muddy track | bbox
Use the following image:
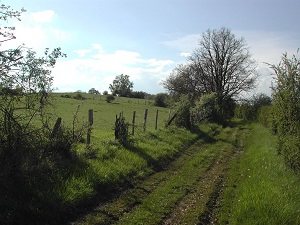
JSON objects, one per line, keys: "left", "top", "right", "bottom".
{"left": 71, "top": 127, "right": 241, "bottom": 225}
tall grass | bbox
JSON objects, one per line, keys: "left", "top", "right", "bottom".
{"left": 218, "top": 123, "right": 300, "bottom": 225}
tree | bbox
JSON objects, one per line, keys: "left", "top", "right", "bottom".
{"left": 270, "top": 51, "right": 300, "bottom": 171}
{"left": 163, "top": 27, "right": 258, "bottom": 118}
{"left": 109, "top": 74, "right": 133, "bottom": 97}
{"left": 154, "top": 93, "right": 169, "bottom": 107}
{"left": 88, "top": 88, "right": 99, "bottom": 94}
{"left": 0, "top": 4, "right": 66, "bottom": 175}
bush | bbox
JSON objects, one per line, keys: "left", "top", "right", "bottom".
{"left": 74, "top": 92, "right": 85, "bottom": 100}
{"left": 106, "top": 94, "right": 115, "bottom": 103}
{"left": 154, "top": 93, "right": 168, "bottom": 107}
{"left": 257, "top": 105, "right": 273, "bottom": 128}
{"left": 174, "top": 95, "right": 192, "bottom": 129}
{"left": 270, "top": 51, "right": 300, "bottom": 172}
{"left": 114, "top": 112, "right": 131, "bottom": 146}
{"left": 279, "top": 135, "right": 300, "bottom": 171}
{"left": 191, "top": 92, "right": 217, "bottom": 123}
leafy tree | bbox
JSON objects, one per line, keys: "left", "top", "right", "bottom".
{"left": 103, "top": 90, "right": 108, "bottom": 95}
{"left": 163, "top": 27, "right": 258, "bottom": 119}
{"left": 109, "top": 74, "right": 133, "bottom": 97}
{"left": 154, "top": 93, "right": 169, "bottom": 107}
{"left": 270, "top": 51, "right": 300, "bottom": 171}
{"left": 88, "top": 88, "right": 99, "bottom": 94}
{"left": 0, "top": 4, "right": 66, "bottom": 175}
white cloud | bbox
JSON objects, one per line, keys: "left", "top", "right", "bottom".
{"left": 30, "top": 10, "right": 55, "bottom": 23}
{"left": 73, "top": 49, "right": 91, "bottom": 57}
{"left": 52, "top": 45, "right": 175, "bottom": 93}
{"left": 162, "top": 34, "right": 200, "bottom": 52}
{"left": 180, "top": 52, "right": 191, "bottom": 57}
{"left": 2, "top": 10, "right": 71, "bottom": 52}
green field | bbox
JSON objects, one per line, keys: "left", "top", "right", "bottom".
{"left": 49, "top": 93, "right": 170, "bottom": 135}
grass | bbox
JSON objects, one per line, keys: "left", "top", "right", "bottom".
{"left": 218, "top": 123, "right": 300, "bottom": 225}
{"left": 0, "top": 93, "right": 193, "bottom": 224}
{"left": 49, "top": 93, "right": 170, "bottom": 133}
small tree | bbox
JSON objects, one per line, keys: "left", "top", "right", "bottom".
{"left": 114, "top": 112, "right": 131, "bottom": 146}
{"left": 0, "top": 3, "right": 67, "bottom": 175}
{"left": 88, "top": 88, "right": 99, "bottom": 94}
{"left": 109, "top": 74, "right": 133, "bottom": 97}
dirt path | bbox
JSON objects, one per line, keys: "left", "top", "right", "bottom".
{"left": 72, "top": 126, "right": 242, "bottom": 225}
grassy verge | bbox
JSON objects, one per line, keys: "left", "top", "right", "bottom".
{"left": 0, "top": 123, "right": 197, "bottom": 224}
{"left": 218, "top": 123, "right": 300, "bottom": 225}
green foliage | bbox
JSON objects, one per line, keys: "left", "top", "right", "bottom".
{"left": 235, "top": 93, "right": 272, "bottom": 122}
{"left": 114, "top": 112, "right": 131, "bottom": 146}
{"left": 174, "top": 95, "right": 192, "bottom": 129}
{"left": 154, "top": 93, "right": 168, "bottom": 107}
{"left": 109, "top": 74, "right": 133, "bottom": 97}
{"left": 257, "top": 105, "right": 274, "bottom": 128}
{"left": 74, "top": 91, "right": 86, "bottom": 100}
{"left": 130, "top": 91, "right": 148, "bottom": 99}
{"left": 88, "top": 88, "right": 99, "bottom": 94}
{"left": 106, "top": 94, "right": 115, "bottom": 103}
{"left": 270, "top": 51, "right": 300, "bottom": 171}
{"left": 191, "top": 92, "right": 217, "bottom": 123}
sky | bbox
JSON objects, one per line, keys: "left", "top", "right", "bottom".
{"left": 2, "top": 0, "right": 300, "bottom": 96}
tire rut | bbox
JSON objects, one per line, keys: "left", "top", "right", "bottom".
{"left": 71, "top": 139, "right": 207, "bottom": 225}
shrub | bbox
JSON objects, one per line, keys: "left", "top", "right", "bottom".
{"left": 270, "top": 51, "right": 300, "bottom": 171}
{"left": 174, "top": 95, "right": 192, "bottom": 129}
{"left": 154, "top": 93, "right": 168, "bottom": 107}
{"left": 191, "top": 92, "right": 217, "bottom": 123}
{"left": 114, "top": 112, "right": 131, "bottom": 146}
{"left": 257, "top": 105, "right": 273, "bottom": 128}
{"left": 106, "top": 94, "right": 115, "bottom": 103}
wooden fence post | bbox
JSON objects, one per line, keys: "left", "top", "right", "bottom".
{"left": 87, "top": 109, "right": 93, "bottom": 145}
{"left": 132, "top": 110, "right": 136, "bottom": 135}
{"left": 167, "top": 113, "right": 177, "bottom": 126}
{"left": 155, "top": 109, "right": 159, "bottom": 130}
{"left": 143, "top": 108, "right": 148, "bottom": 132}
{"left": 50, "top": 117, "right": 62, "bottom": 139}
{"left": 168, "top": 109, "right": 171, "bottom": 124}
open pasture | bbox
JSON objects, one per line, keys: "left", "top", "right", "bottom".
{"left": 49, "top": 93, "right": 171, "bottom": 138}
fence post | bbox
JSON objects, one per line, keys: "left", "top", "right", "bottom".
{"left": 50, "top": 117, "right": 62, "bottom": 139}
{"left": 132, "top": 110, "right": 136, "bottom": 135}
{"left": 143, "top": 108, "right": 148, "bottom": 132}
{"left": 87, "top": 109, "right": 93, "bottom": 145}
{"left": 167, "top": 113, "right": 177, "bottom": 126}
{"left": 155, "top": 109, "right": 159, "bottom": 130}
{"left": 168, "top": 109, "right": 171, "bottom": 124}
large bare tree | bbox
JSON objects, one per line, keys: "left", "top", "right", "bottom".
{"left": 163, "top": 27, "right": 258, "bottom": 114}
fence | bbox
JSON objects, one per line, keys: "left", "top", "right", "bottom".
{"left": 51, "top": 108, "right": 175, "bottom": 146}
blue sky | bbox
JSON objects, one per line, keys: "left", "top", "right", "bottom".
{"left": 3, "top": 0, "right": 300, "bottom": 95}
